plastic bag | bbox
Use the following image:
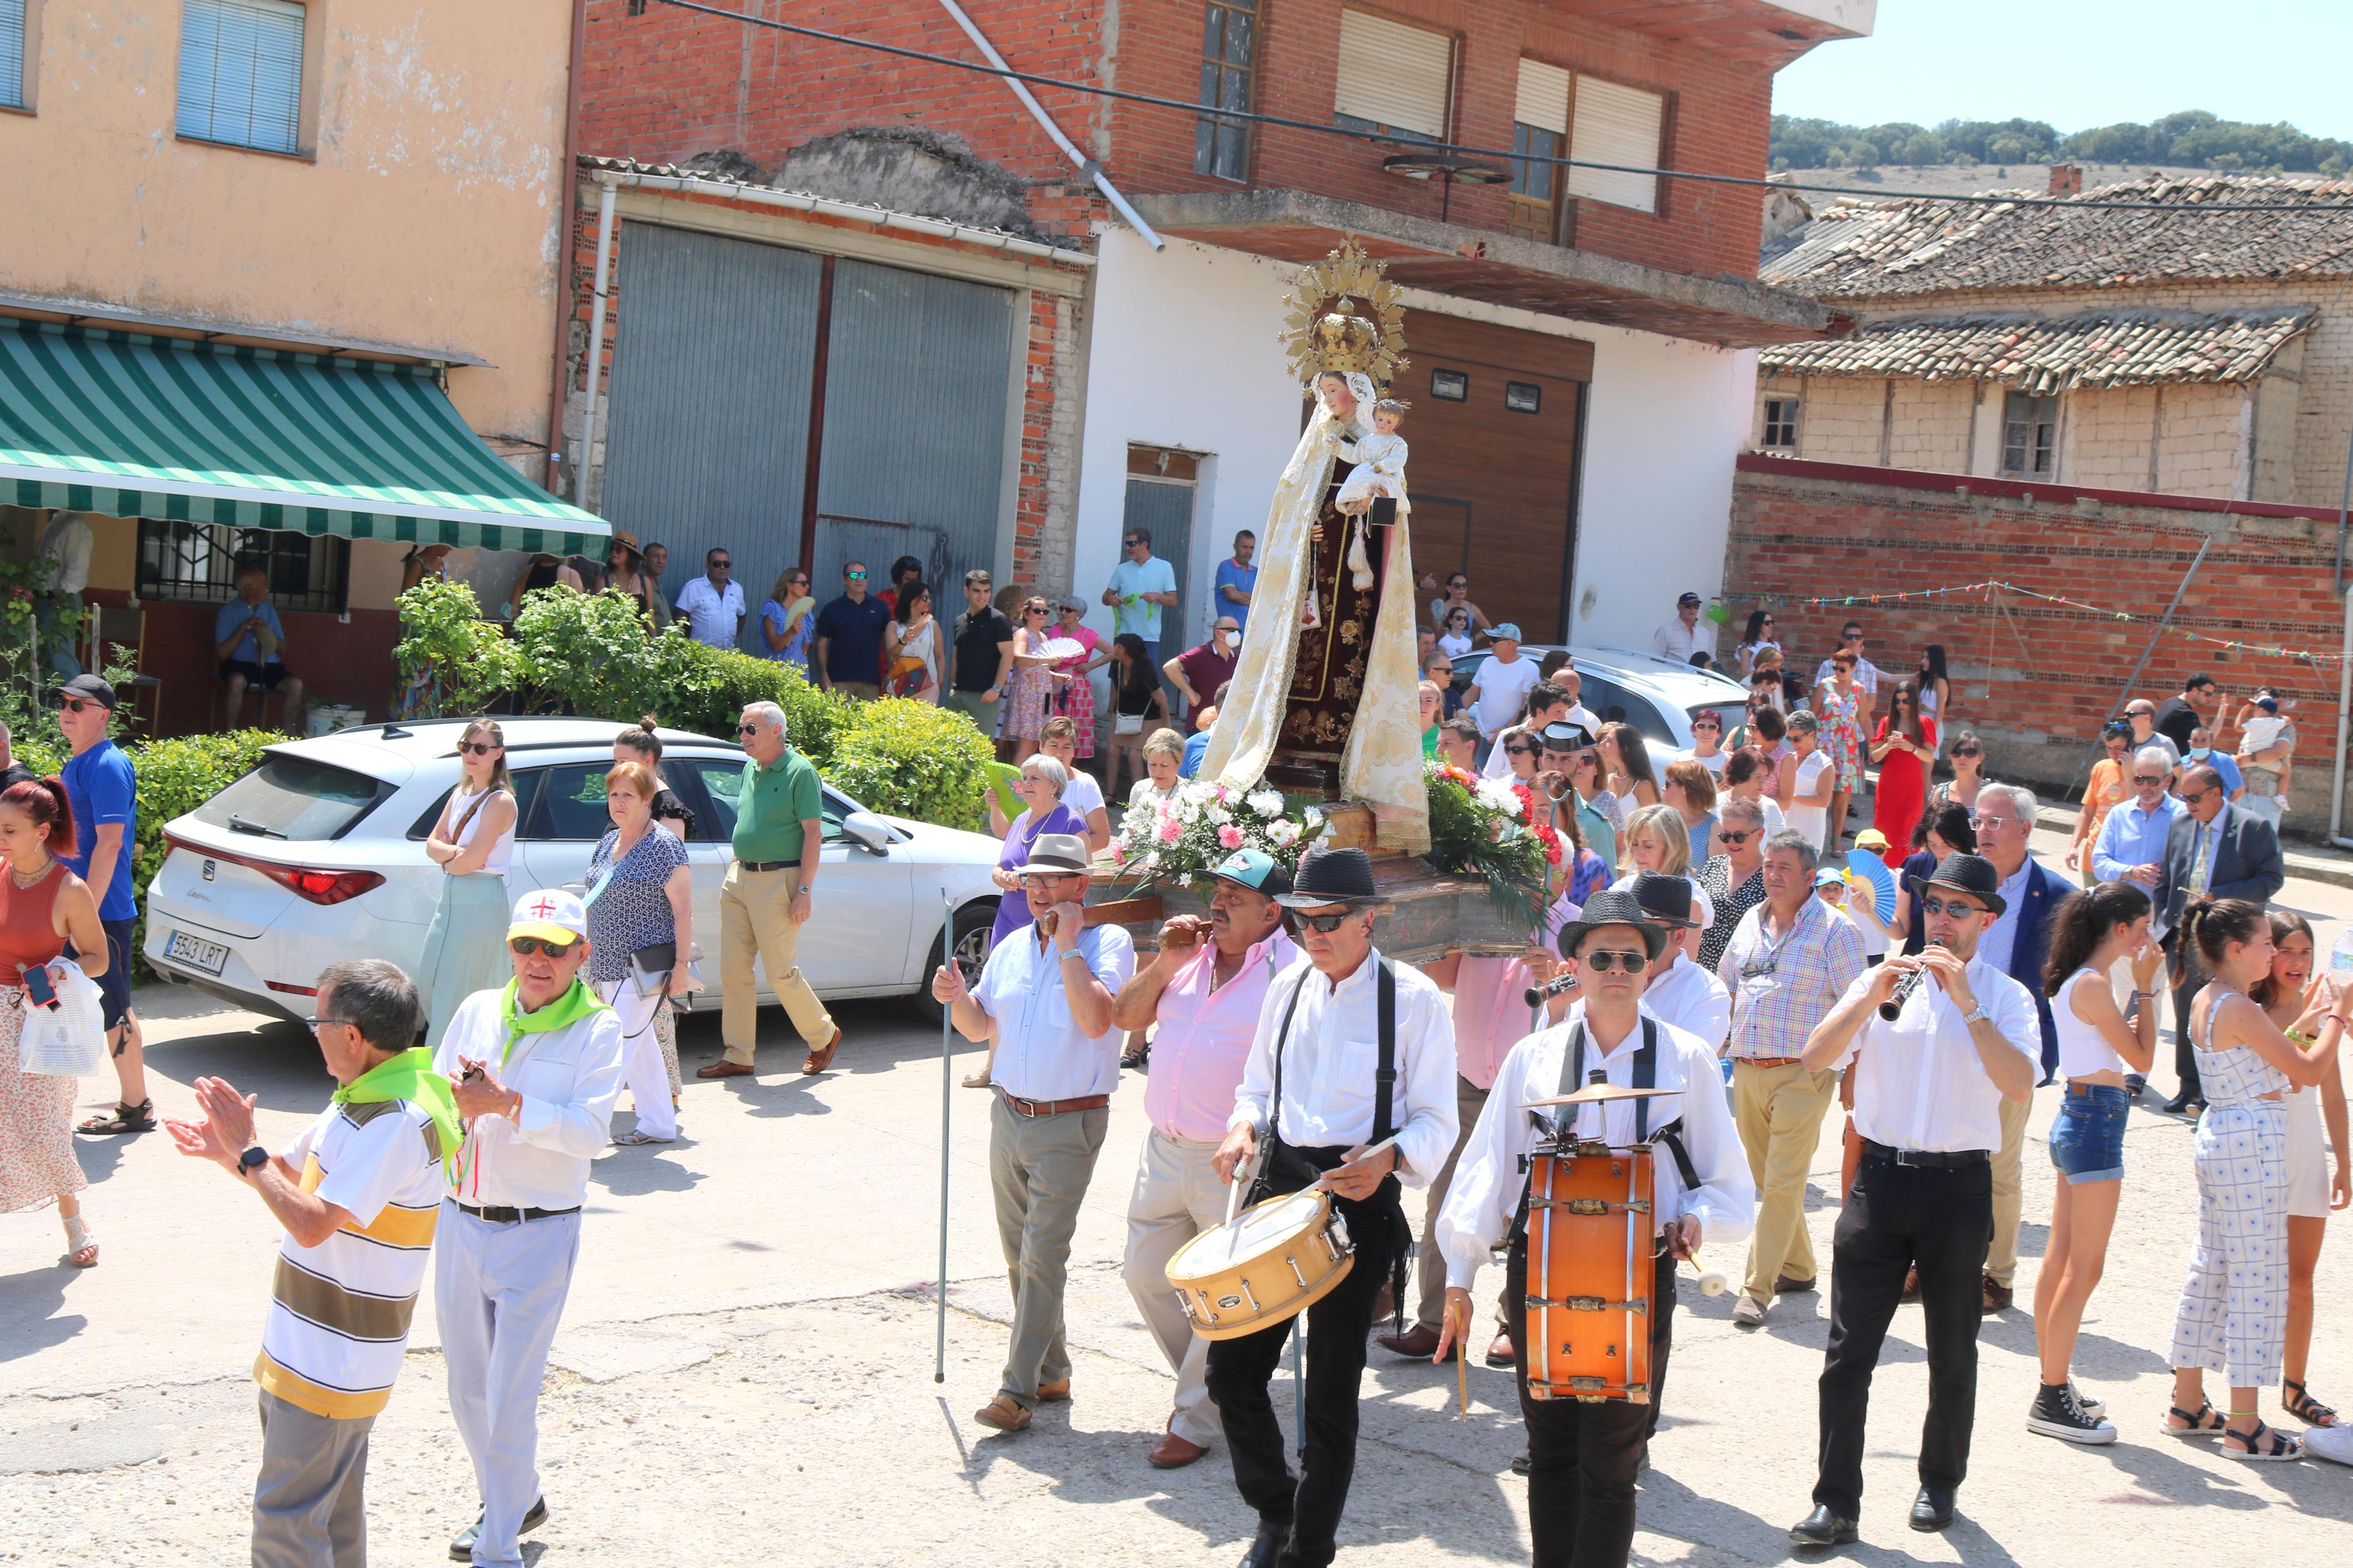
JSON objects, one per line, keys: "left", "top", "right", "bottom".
{"left": 17, "top": 958, "right": 108, "bottom": 1079}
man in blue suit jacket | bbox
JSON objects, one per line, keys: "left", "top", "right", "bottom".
{"left": 2152, "top": 765, "right": 2287, "bottom": 1110}
{"left": 1971, "top": 784, "right": 2077, "bottom": 1309}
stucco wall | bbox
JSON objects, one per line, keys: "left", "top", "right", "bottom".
{"left": 0, "top": 0, "right": 572, "bottom": 449}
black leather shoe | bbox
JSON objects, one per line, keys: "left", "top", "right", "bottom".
{"left": 2160, "top": 1091, "right": 2203, "bottom": 1115}
{"left": 449, "top": 1497, "right": 548, "bottom": 1560}
{"left": 1237, "top": 1522, "right": 1287, "bottom": 1568}
{"left": 1909, "top": 1485, "right": 1955, "bottom": 1532}
{"left": 1788, "top": 1505, "right": 1859, "bottom": 1547}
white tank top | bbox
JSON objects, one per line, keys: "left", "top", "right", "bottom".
{"left": 2054, "top": 966, "right": 2125, "bottom": 1079}
{"left": 448, "top": 783, "right": 514, "bottom": 877}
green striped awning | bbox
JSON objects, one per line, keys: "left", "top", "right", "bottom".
{"left": 0, "top": 317, "right": 608, "bottom": 554}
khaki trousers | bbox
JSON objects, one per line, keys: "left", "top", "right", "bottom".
{"left": 1415, "top": 1075, "right": 1511, "bottom": 1335}
{"left": 718, "top": 862, "right": 836, "bottom": 1066}
{"left": 991, "top": 1096, "right": 1109, "bottom": 1409}
{"left": 1734, "top": 1061, "right": 1840, "bottom": 1299}
{"left": 1122, "top": 1128, "right": 1231, "bottom": 1446}
{"left": 1985, "top": 1090, "right": 2035, "bottom": 1287}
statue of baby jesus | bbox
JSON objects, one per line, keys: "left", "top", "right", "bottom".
{"left": 1336, "top": 398, "right": 1410, "bottom": 518}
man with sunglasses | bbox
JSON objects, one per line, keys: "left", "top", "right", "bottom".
{"left": 1435, "top": 887, "right": 1751, "bottom": 1567}
{"left": 2152, "top": 763, "right": 2285, "bottom": 1114}
{"left": 813, "top": 561, "right": 892, "bottom": 701}
{"left": 1209, "top": 847, "right": 1457, "bottom": 1568}
{"left": 60, "top": 674, "right": 150, "bottom": 1136}
{"left": 932, "top": 834, "right": 1135, "bottom": 1434}
{"left": 1102, "top": 527, "right": 1179, "bottom": 675}
{"left": 430, "top": 890, "right": 624, "bottom": 1566}
{"left": 2091, "top": 748, "right": 2184, "bottom": 889}
{"left": 1787, "top": 854, "right": 2038, "bottom": 1545}
{"left": 673, "top": 547, "right": 745, "bottom": 650}
{"left": 945, "top": 569, "right": 1016, "bottom": 738}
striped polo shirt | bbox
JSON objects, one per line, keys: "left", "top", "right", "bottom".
{"left": 252, "top": 1097, "right": 445, "bottom": 1421}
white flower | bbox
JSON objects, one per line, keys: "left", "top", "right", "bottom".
{"left": 1181, "top": 781, "right": 1216, "bottom": 806}
{"left": 1177, "top": 873, "right": 1193, "bottom": 887}
{"left": 1206, "top": 805, "right": 1231, "bottom": 826}
{"left": 1248, "top": 789, "right": 1284, "bottom": 819}
{"left": 1474, "top": 778, "right": 1524, "bottom": 818}
{"left": 1268, "top": 819, "right": 1300, "bottom": 847}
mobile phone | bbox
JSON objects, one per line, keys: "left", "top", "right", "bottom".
{"left": 22, "top": 964, "right": 57, "bottom": 1011}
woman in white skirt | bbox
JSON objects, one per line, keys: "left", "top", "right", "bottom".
{"left": 420, "top": 719, "right": 516, "bottom": 1050}
{"left": 587, "top": 763, "right": 698, "bottom": 1144}
{"left": 2251, "top": 910, "right": 2352, "bottom": 1438}
{"left": 2163, "top": 897, "right": 2347, "bottom": 1460}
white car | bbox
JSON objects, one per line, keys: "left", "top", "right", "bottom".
{"left": 142, "top": 717, "right": 1005, "bottom": 1023}
{"left": 1446, "top": 645, "right": 1749, "bottom": 771}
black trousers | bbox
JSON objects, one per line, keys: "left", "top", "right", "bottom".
{"left": 1205, "top": 1180, "right": 1406, "bottom": 1568}
{"left": 2169, "top": 933, "right": 2206, "bottom": 1098}
{"left": 1813, "top": 1149, "right": 1993, "bottom": 1519}
{"left": 1508, "top": 1244, "right": 1678, "bottom": 1568}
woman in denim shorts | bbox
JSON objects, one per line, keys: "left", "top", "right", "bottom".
{"left": 2029, "top": 881, "right": 2164, "bottom": 1443}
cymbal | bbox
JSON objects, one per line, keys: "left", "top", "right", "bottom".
{"left": 1523, "top": 1082, "right": 1676, "bottom": 1109}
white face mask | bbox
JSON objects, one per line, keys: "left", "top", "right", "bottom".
{"left": 1220, "top": 630, "right": 1239, "bottom": 649}
{"left": 2188, "top": 746, "right": 2211, "bottom": 761}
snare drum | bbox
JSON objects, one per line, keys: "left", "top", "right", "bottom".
{"left": 1524, "top": 1144, "right": 1654, "bottom": 1403}
{"left": 1166, "top": 1187, "right": 1355, "bottom": 1341}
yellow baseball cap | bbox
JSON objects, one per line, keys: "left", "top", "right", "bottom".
{"left": 1852, "top": 829, "right": 1890, "bottom": 851}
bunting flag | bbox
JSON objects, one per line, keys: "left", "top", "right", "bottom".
{"left": 1717, "top": 580, "right": 2341, "bottom": 666}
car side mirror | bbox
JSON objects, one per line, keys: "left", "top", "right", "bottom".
{"left": 840, "top": 810, "right": 894, "bottom": 855}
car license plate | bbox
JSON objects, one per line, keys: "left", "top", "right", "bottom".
{"left": 164, "top": 930, "right": 230, "bottom": 976}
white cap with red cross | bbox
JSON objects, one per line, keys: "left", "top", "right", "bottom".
{"left": 507, "top": 888, "right": 589, "bottom": 945}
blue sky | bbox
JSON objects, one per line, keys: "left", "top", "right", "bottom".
{"left": 1772, "top": 1, "right": 2353, "bottom": 141}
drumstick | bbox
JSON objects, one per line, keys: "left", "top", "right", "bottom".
{"left": 1456, "top": 1318, "right": 1468, "bottom": 1420}
{"left": 1314, "top": 1135, "right": 1399, "bottom": 1191}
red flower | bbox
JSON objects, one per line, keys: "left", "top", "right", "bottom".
{"left": 1531, "top": 822, "right": 1564, "bottom": 866}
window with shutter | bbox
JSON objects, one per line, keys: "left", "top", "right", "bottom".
{"left": 1565, "top": 76, "right": 1665, "bottom": 215}
{"left": 177, "top": 0, "right": 306, "bottom": 155}
{"left": 1332, "top": 9, "right": 1451, "bottom": 143}
{"left": 0, "top": 0, "right": 26, "bottom": 111}
{"left": 1508, "top": 58, "right": 1570, "bottom": 239}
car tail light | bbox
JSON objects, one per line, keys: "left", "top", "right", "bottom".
{"left": 165, "top": 833, "right": 385, "bottom": 906}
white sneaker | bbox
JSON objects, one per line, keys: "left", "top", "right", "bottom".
{"left": 2070, "top": 1382, "right": 2107, "bottom": 1419}
{"left": 2306, "top": 1424, "right": 2353, "bottom": 1466}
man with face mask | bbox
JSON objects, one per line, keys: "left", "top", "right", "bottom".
{"left": 2183, "top": 726, "right": 2244, "bottom": 803}
{"left": 1164, "top": 616, "right": 1243, "bottom": 728}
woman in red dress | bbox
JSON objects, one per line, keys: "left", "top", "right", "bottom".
{"left": 1868, "top": 679, "right": 1935, "bottom": 869}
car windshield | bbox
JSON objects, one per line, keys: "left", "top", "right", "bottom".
{"left": 191, "top": 754, "right": 386, "bottom": 842}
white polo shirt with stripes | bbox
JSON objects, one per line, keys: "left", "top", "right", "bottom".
{"left": 253, "top": 1097, "right": 445, "bottom": 1421}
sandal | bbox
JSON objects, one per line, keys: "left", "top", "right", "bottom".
{"left": 62, "top": 1214, "right": 97, "bottom": 1268}
{"left": 2222, "top": 1420, "right": 2303, "bottom": 1462}
{"left": 2160, "top": 1399, "right": 2227, "bottom": 1436}
{"left": 961, "top": 1073, "right": 995, "bottom": 1090}
{"left": 613, "top": 1130, "right": 672, "bottom": 1146}
{"left": 77, "top": 1100, "right": 154, "bottom": 1135}
{"left": 2284, "top": 1377, "right": 2341, "bottom": 1428}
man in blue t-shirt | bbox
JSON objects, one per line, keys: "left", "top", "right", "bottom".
{"left": 58, "top": 674, "right": 148, "bottom": 1134}
{"left": 1213, "top": 530, "right": 1258, "bottom": 637}
{"left": 1102, "top": 527, "right": 1180, "bottom": 670}
{"left": 214, "top": 567, "right": 306, "bottom": 731}
{"left": 811, "top": 560, "right": 894, "bottom": 702}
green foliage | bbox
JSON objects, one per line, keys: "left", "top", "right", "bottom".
{"left": 122, "top": 728, "right": 289, "bottom": 979}
{"left": 1771, "top": 109, "right": 2353, "bottom": 177}
{"left": 825, "top": 698, "right": 995, "bottom": 833}
{"left": 1421, "top": 764, "right": 1546, "bottom": 930}
{"left": 394, "top": 578, "right": 522, "bottom": 717}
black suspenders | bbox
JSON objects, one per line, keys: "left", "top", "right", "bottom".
{"left": 1266, "top": 956, "right": 1399, "bottom": 1151}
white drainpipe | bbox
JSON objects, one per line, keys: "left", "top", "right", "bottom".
{"left": 932, "top": 0, "right": 1165, "bottom": 251}
{"left": 573, "top": 179, "right": 620, "bottom": 509}
{"left": 2332, "top": 585, "right": 2353, "bottom": 847}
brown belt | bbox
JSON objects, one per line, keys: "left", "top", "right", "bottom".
{"left": 1738, "top": 1055, "right": 1807, "bottom": 1069}
{"left": 999, "top": 1091, "right": 1111, "bottom": 1118}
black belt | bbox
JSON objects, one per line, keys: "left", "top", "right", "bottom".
{"left": 1861, "top": 1139, "right": 1988, "bottom": 1169}
{"left": 454, "top": 1201, "right": 581, "bottom": 1223}
{"left": 735, "top": 859, "right": 801, "bottom": 873}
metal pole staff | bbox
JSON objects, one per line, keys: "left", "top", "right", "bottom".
{"left": 934, "top": 887, "right": 956, "bottom": 1384}
{"left": 1291, "top": 1318, "right": 1306, "bottom": 1460}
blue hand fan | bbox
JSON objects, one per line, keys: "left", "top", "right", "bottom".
{"left": 1844, "top": 852, "right": 1897, "bottom": 924}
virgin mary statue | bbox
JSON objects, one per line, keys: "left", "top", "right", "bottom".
{"left": 1197, "top": 364, "right": 1428, "bottom": 853}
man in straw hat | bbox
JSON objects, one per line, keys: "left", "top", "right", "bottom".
{"left": 1208, "top": 847, "right": 1458, "bottom": 1568}
{"left": 1785, "top": 852, "right": 2037, "bottom": 1545}
{"left": 932, "top": 833, "right": 1136, "bottom": 1434}
{"left": 1435, "top": 887, "right": 1751, "bottom": 1568}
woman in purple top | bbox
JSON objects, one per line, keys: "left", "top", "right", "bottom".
{"left": 986, "top": 754, "right": 1088, "bottom": 945}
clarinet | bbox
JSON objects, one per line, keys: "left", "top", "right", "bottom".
{"left": 1878, "top": 940, "right": 1943, "bottom": 1021}
{"left": 1523, "top": 971, "right": 1580, "bottom": 1009}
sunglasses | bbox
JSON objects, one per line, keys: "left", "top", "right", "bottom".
{"left": 1951, "top": 748, "right": 1981, "bottom": 758}
{"left": 1124, "top": 538, "right": 1145, "bottom": 547}
{"left": 1918, "top": 895, "right": 1986, "bottom": 919}
{"left": 1025, "top": 606, "right": 1049, "bottom": 617}
{"left": 737, "top": 723, "right": 764, "bottom": 735}
{"left": 845, "top": 570, "right": 866, "bottom": 580}
{"left": 2180, "top": 788, "right": 2213, "bottom": 807}
{"left": 460, "top": 741, "right": 501, "bottom": 757}
{"left": 1293, "top": 910, "right": 1360, "bottom": 934}
{"left": 1719, "top": 828, "right": 1757, "bottom": 845}
{"left": 1692, "top": 720, "right": 1721, "bottom": 731}
{"left": 2131, "top": 774, "right": 2166, "bottom": 787}
{"left": 55, "top": 697, "right": 103, "bottom": 714}
{"left": 509, "top": 936, "right": 580, "bottom": 958}
{"left": 1505, "top": 744, "right": 1537, "bottom": 757}
{"left": 303, "top": 1016, "right": 354, "bottom": 1033}
{"left": 1581, "top": 950, "right": 1650, "bottom": 973}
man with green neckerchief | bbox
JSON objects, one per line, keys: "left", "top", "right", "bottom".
{"left": 430, "top": 887, "right": 624, "bottom": 1566}
{"left": 167, "top": 958, "right": 451, "bottom": 1568}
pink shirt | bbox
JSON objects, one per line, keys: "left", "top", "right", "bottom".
{"left": 1145, "top": 927, "right": 1300, "bottom": 1142}
{"left": 1446, "top": 892, "right": 1583, "bottom": 1091}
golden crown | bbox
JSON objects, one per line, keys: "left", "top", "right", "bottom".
{"left": 1280, "top": 237, "right": 1408, "bottom": 387}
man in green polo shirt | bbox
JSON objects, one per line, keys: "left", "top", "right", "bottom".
{"left": 696, "top": 701, "right": 843, "bottom": 1080}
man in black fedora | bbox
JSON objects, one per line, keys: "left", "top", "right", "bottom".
{"left": 1208, "top": 847, "right": 1459, "bottom": 1568}
{"left": 1788, "top": 854, "right": 2039, "bottom": 1545}
{"left": 1432, "top": 888, "right": 1751, "bottom": 1568}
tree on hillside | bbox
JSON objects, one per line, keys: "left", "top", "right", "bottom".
{"left": 1772, "top": 109, "right": 2352, "bottom": 176}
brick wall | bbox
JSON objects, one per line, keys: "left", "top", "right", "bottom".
{"left": 1725, "top": 457, "right": 2348, "bottom": 840}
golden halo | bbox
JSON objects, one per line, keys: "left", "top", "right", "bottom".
{"left": 1279, "top": 236, "right": 1409, "bottom": 389}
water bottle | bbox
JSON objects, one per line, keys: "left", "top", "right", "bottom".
{"left": 2331, "top": 926, "right": 2353, "bottom": 976}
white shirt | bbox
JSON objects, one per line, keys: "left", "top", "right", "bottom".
{"left": 1829, "top": 955, "right": 2038, "bottom": 1153}
{"left": 434, "top": 987, "right": 626, "bottom": 1210}
{"left": 1637, "top": 951, "right": 1731, "bottom": 1050}
{"left": 1785, "top": 751, "right": 1833, "bottom": 848}
{"left": 973, "top": 922, "right": 1136, "bottom": 1102}
{"left": 1680, "top": 748, "right": 1728, "bottom": 777}
{"left": 1059, "top": 770, "right": 1106, "bottom": 820}
{"left": 1436, "top": 1013, "right": 1753, "bottom": 1287}
{"left": 1651, "top": 618, "right": 1714, "bottom": 666}
{"left": 1468, "top": 655, "right": 1541, "bottom": 739}
{"left": 674, "top": 577, "right": 746, "bottom": 648}
{"left": 38, "top": 513, "right": 91, "bottom": 596}
{"left": 1229, "top": 948, "right": 1459, "bottom": 1186}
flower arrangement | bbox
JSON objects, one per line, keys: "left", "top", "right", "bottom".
{"left": 1421, "top": 762, "right": 1549, "bottom": 927}
{"left": 1110, "top": 780, "right": 1321, "bottom": 887}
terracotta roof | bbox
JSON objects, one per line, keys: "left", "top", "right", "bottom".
{"left": 1758, "top": 307, "right": 2316, "bottom": 392}
{"left": 1763, "top": 176, "right": 2353, "bottom": 299}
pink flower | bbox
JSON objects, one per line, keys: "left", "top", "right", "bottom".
{"left": 1218, "top": 824, "right": 1244, "bottom": 849}
{"left": 1157, "top": 814, "right": 1184, "bottom": 844}
{"left": 1110, "top": 841, "right": 1127, "bottom": 865}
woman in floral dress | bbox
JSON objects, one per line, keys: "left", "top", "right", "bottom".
{"left": 1050, "top": 599, "right": 1108, "bottom": 760}
{"left": 1815, "top": 648, "right": 1865, "bottom": 851}
{"left": 1003, "top": 597, "right": 1064, "bottom": 762}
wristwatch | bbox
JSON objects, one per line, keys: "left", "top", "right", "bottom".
{"left": 1961, "top": 1003, "right": 1990, "bottom": 1027}
{"left": 236, "top": 1144, "right": 269, "bottom": 1179}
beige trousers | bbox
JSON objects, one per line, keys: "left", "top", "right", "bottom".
{"left": 1985, "top": 1090, "right": 2035, "bottom": 1287}
{"left": 1734, "top": 1061, "right": 1840, "bottom": 1299}
{"left": 718, "top": 862, "right": 835, "bottom": 1066}
{"left": 1122, "top": 1128, "right": 1231, "bottom": 1446}
{"left": 991, "top": 1096, "right": 1109, "bottom": 1409}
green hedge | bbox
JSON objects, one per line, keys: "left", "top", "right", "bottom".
{"left": 825, "top": 699, "right": 995, "bottom": 833}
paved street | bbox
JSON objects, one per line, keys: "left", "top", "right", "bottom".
{"left": 5, "top": 813, "right": 2352, "bottom": 1563}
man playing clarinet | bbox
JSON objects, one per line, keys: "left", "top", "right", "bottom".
{"left": 1435, "top": 888, "right": 1752, "bottom": 1568}
{"left": 1209, "top": 847, "right": 1458, "bottom": 1568}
